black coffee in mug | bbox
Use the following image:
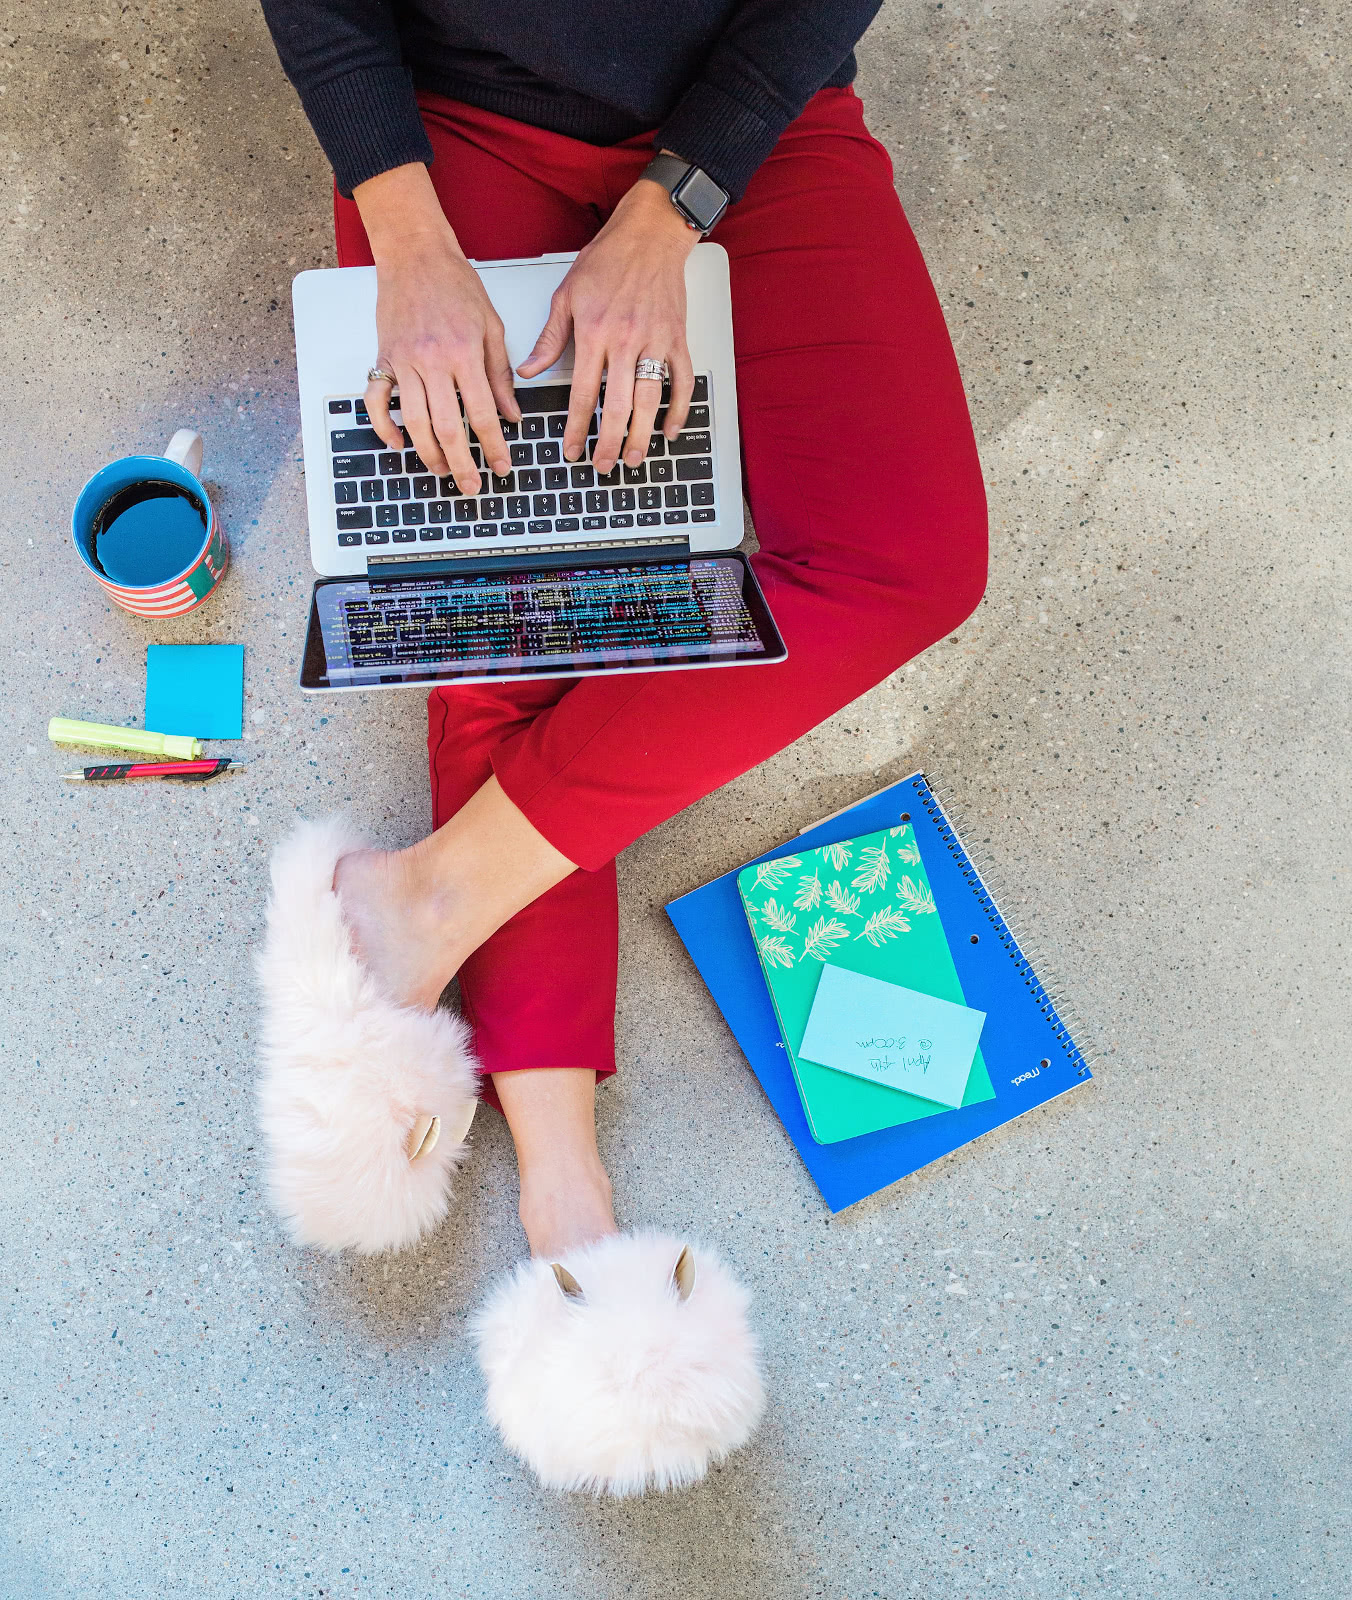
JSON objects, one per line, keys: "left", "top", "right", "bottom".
{"left": 91, "top": 479, "right": 208, "bottom": 588}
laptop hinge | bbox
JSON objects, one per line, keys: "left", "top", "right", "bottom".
{"left": 366, "top": 534, "right": 693, "bottom": 582}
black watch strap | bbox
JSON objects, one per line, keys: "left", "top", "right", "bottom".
{"left": 641, "top": 154, "right": 730, "bottom": 235}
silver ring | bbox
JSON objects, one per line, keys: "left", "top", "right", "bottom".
{"left": 367, "top": 365, "right": 396, "bottom": 385}
{"left": 634, "top": 357, "right": 669, "bottom": 383}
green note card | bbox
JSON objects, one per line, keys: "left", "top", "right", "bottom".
{"left": 737, "top": 822, "right": 995, "bottom": 1143}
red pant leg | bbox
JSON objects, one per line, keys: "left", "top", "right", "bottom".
{"left": 333, "top": 100, "right": 621, "bottom": 1102}
{"left": 490, "top": 86, "right": 988, "bottom": 869}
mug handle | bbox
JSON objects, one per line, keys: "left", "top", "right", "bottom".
{"left": 164, "top": 429, "right": 204, "bottom": 479}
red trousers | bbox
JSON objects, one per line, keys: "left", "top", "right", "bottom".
{"left": 334, "top": 85, "right": 988, "bottom": 1108}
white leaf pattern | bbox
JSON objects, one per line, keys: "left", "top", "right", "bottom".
{"left": 852, "top": 843, "right": 891, "bottom": 894}
{"left": 856, "top": 906, "right": 912, "bottom": 945}
{"left": 895, "top": 875, "right": 936, "bottom": 915}
{"left": 824, "top": 880, "right": 861, "bottom": 916}
{"left": 753, "top": 856, "right": 801, "bottom": 891}
{"left": 824, "top": 841, "right": 852, "bottom": 872}
{"left": 758, "top": 898, "right": 797, "bottom": 933}
{"left": 793, "top": 871, "right": 822, "bottom": 911}
{"left": 799, "top": 917, "right": 850, "bottom": 961}
{"left": 891, "top": 827, "right": 922, "bottom": 866}
{"left": 757, "top": 934, "right": 795, "bottom": 969}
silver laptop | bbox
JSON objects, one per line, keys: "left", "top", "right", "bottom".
{"left": 291, "top": 247, "right": 785, "bottom": 692}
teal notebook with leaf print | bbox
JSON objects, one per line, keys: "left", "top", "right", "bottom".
{"left": 736, "top": 822, "right": 996, "bottom": 1143}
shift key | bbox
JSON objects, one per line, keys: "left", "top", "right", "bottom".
{"left": 330, "top": 427, "right": 386, "bottom": 451}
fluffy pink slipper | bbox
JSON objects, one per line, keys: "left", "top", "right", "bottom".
{"left": 472, "top": 1230, "right": 766, "bottom": 1496}
{"left": 255, "top": 816, "right": 479, "bottom": 1254}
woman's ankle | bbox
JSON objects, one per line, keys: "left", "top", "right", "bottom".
{"left": 518, "top": 1156, "right": 617, "bottom": 1259}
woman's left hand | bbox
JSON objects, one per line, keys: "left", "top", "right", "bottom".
{"left": 517, "top": 168, "right": 701, "bottom": 475}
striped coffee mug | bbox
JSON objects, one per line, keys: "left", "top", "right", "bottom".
{"left": 72, "top": 431, "right": 229, "bottom": 617}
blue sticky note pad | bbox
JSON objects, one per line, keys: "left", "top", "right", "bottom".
{"left": 145, "top": 645, "right": 244, "bottom": 740}
{"left": 797, "top": 963, "right": 985, "bottom": 1108}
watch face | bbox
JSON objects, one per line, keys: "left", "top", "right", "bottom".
{"left": 674, "top": 168, "right": 729, "bottom": 230}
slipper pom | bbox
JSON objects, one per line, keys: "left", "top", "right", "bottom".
{"left": 471, "top": 1230, "right": 765, "bottom": 1496}
{"left": 255, "top": 816, "right": 479, "bottom": 1254}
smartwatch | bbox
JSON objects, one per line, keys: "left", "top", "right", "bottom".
{"left": 641, "top": 153, "right": 730, "bottom": 235}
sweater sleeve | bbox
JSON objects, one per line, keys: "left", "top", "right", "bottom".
{"left": 259, "top": 0, "right": 433, "bottom": 196}
{"left": 655, "top": 0, "right": 884, "bottom": 203}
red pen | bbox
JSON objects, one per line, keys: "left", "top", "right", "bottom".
{"left": 62, "top": 759, "right": 245, "bottom": 783}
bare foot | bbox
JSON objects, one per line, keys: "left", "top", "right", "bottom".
{"left": 519, "top": 1156, "right": 618, "bottom": 1260}
{"left": 333, "top": 846, "right": 465, "bottom": 1011}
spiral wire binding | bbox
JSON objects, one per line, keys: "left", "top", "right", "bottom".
{"left": 911, "top": 773, "right": 1097, "bottom": 1079}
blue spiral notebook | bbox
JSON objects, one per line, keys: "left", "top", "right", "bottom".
{"left": 666, "top": 773, "right": 1094, "bottom": 1211}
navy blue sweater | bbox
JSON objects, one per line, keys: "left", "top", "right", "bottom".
{"left": 260, "top": 0, "right": 883, "bottom": 202}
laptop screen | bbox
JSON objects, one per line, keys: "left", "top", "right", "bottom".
{"left": 300, "top": 552, "right": 786, "bottom": 690}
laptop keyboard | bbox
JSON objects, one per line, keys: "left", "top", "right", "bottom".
{"left": 324, "top": 377, "right": 716, "bottom": 549}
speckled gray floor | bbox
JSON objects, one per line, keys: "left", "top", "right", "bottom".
{"left": 1, "top": 2, "right": 1347, "bottom": 1596}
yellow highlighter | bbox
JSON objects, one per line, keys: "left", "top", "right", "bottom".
{"left": 47, "top": 717, "right": 202, "bottom": 760}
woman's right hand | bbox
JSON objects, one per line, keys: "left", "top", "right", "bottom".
{"left": 354, "top": 164, "right": 519, "bottom": 495}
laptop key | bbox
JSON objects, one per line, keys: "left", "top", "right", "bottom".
{"left": 500, "top": 419, "right": 519, "bottom": 440}
{"left": 646, "top": 434, "right": 665, "bottom": 458}
{"left": 638, "top": 487, "right": 662, "bottom": 510}
{"left": 544, "top": 466, "right": 568, "bottom": 489}
{"left": 364, "top": 530, "right": 390, "bottom": 545}
{"left": 337, "top": 506, "right": 373, "bottom": 529}
{"left": 453, "top": 498, "right": 477, "bottom": 521}
{"left": 360, "top": 479, "right": 384, "bottom": 502}
{"left": 337, "top": 531, "right": 362, "bottom": 547}
{"left": 473, "top": 523, "right": 498, "bottom": 537}
{"left": 420, "top": 527, "right": 445, "bottom": 541}
{"left": 334, "top": 480, "right": 358, "bottom": 504}
{"left": 500, "top": 521, "right": 526, "bottom": 536}
{"left": 429, "top": 500, "right": 453, "bottom": 522}
{"left": 585, "top": 490, "right": 609, "bottom": 513}
{"left": 532, "top": 493, "right": 558, "bottom": 517}
{"left": 518, "top": 467, "right": 542, "bottom": 491}
{"left": 328, "top": 399, "right": 352, "bottom": 414}
{"left": 596, "top": 463, "right": 621, "bottom": 487}
{"left": 555, "top": 518, "right": 580, "bottom": 532}
{"left": 611, "top": 488, "right": 636, "bottom": 511}
{"left": 608, "top": 513, "right": 634, "bottom": 528}
{"left": 414, "top": 475, "right": 437, "bottom": 498}
{"left": 570, "top": 464, "right": 594, "bottom": 487}
{"left": 691, "top": 375, "right": 708, "bottom": 401}
{"left": 622, "top": 463, "right": 647, "bottom": 485}
{"left": 375, "top": 505, "right": 400, "bottom": 527}
{"left": 449, "top": 524, "right": 473, "bottom": 539}
{"left": 333, "top": 454, "right": 374, "bottom": 478}
{"left": 547, "top": 415, "right": 567, "bottom": 437}
{"left": 521, "top": 416, "right": 545, "bottom": 439}
{"left": 559, "top": 492, "right": 582, "bottom": 515}
{"left": 331, "top": 427, "right": 384, "bottom": 451}
{"left": 663, "top": 509, "right": 690, "bottom": 524}
{"left": 517, "top": 384, "right": 570, "bottom": 413}
{"left": 536, "top": 441, "right": 561, "bottom": 464}
{"left": 491, "top": 471, "right": 514, "bottom": 494}
{"left": 649, "top": 460, "right": 674, "bottom": 483}
{"left": 392, "top": 528, "right": 417, "bottom": 542}
{"left": 387, "top": 477, "right": 412, "bottom": 500}
{"left": 685, "top": 404, "right": 711, "bottom": 429}
{"left": 675, "top": 457, "right": 714, "bottom": 481}
{"left": 379, "top": 452, "right": 403, "bottom": 475}
{"left": 664, "top": 485, "right": 688, "bottom": 507}
{"left": 528, "top": 519, "right": 552, "bottom": 535}
{"left": 690, "top": 482, "right": 715, "bottom": 506}
{"left": 510, "top": 442, "right": 533, "bottom": 467}
{"left": 637, "top": 512, "right": 661, "bottom": 526}
{"left": 404, "top": 448, "right": 428, "bottom": 473}
{"left": 402, "top": 504, "right": 425, "bottom": 525}
{"left": 691, "top": 508, "right": 716, "bottom": 523}
{"left": 669, "top": 431, "right": 711, "bottom": 456}
{"left": 582, "top": 516, "right": 606, "bottom": 530}
{"left": 480, "top": 496, "right": 505, "bottom": 519}
{"left": 507, "top": 495, "right": 531, "bottom": 519}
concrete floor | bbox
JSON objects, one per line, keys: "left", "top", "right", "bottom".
{"left": 1, "top": 1, "right": 1347, "bottom": 1595}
